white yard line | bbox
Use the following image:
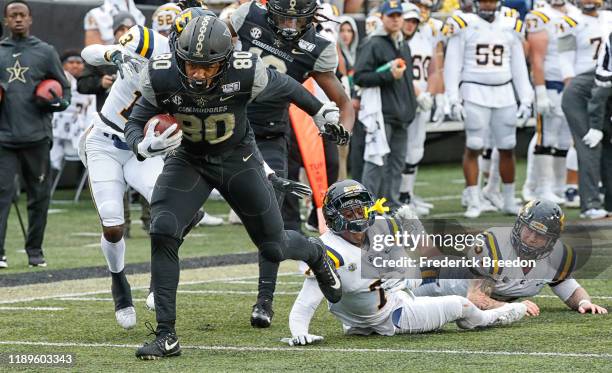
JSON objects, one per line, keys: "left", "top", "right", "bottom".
{"left": 226, "top": 280, "right": 304, "bottom": 285}
{"left": 0, "top": 341, "right": 609, "bottom": 359}
{"left": 0, "top": 307, "right": 65, "bottom": 311}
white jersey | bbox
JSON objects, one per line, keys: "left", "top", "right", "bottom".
{"left": 443, "top": 10, "right": 532, "bottom": 107}
{"left": 409, "top": 18, "right": 444, "bottom": 92}
{"left": 525, "top": 5, "right": 582, "bottom": 82}
{"left": 466, "top": 226, "right": 580, "bottom": 301}
{"left": 52, "top": 71, "right": 96, "bottom": 143}
{"left": 81, "top": 25, "right": 170, "bottom": 139}
{"left": 558, "top": 10, "right": 612, "bottom": 78}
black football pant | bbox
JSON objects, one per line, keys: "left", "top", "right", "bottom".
{"left": 149, "top": 137, "right": 322, "bottom": 333}
{"left": 0, "top": 141, "right": 52, "bottom": 258}
{"left": 282, "top": 129, "right": 339, "bottom": 232}
{"left": 254, "top": 133, "right": 289, "bottom": 302}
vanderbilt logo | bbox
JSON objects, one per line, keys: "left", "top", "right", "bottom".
{"left": 194, "top": 95, "right": 209, "bottom": 107}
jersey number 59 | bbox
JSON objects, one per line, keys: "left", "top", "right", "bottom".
{"left": 475, "top": 44, "right": 504, "bottom": 67}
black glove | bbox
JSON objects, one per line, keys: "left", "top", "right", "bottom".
{"left": 36, "top": 89, "right": 69, "bottom": 112}
{"left": 109, "top": 50, "right": 141, "bottom": 80}
{"left": 321, "top": 122, "right": 350, "bottom": 146}
{"left": 176, "top": 0, "right": 205, "bottom": 10}
{"left": 269, "top": 173, "right": 312, "bottom": 199}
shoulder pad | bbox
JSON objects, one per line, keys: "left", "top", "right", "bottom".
{"left": 482, "top": 230, "right": 504, "bottom": 277}
{"left": 443, "top": 13, "right": 468, "bottom": 37}
{"left": 119, "top": 25, "right": 156, "bottom": 59}
{"left": 552, "top": 244, "right": 577, "bottom": 282}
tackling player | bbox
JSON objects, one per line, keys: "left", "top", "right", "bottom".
{"left": 283, "top": 180, "right": 527, "bottom": 345}
{"left": 124, "top": 16, "right": 349, "bottom": 359}
{"left": 444, "top": 0, "right": 533, "bottom": 218}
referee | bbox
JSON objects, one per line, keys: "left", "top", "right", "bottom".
{"left": 0, "top": 0, "right": 70, "bottom": 268}
{"left": 595, "top": 32, "right": 612, "bottom": 212}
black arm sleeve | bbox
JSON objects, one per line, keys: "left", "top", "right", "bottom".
{"left": 125, "top": 96, "right": 163, "bottom": 159}
{"left": 254, "top": 68, "right": 323, "bottom": 116}
{"left": 353, "top": 39, "right": 394, "bottom": 88}
{"left": 77, "top": 63, "right": 105, "bottom": 95}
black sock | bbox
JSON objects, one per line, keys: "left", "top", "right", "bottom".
{"left": 257, "top": 252, "right": 279, "bottom": 302}
{"left": 111, "top": 270, "right": 133, "bottom": 311}
{"left": 150, "top": 234, "right": 181, "bottom": 334}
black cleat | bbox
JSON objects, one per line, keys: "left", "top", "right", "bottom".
{"left": 250, "top": 298, "right": 274, "bottom": 328}
{"left": 136, "top": 322, "right": 181, "bottom": 360}
{"left": 308, "top": 237, "right": 342, "bottom": 303}
{"left": 28, "top": 255, "right": 47, "bottom": 267}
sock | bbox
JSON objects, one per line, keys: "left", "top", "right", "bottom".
{"left": 502, "top": 183, "right": 515, "bottom": 206}
{"left": 485, "top": 149, "right": 500, "bottom": 192}
{"left": 151, "top": 234, "right": 181, "bottom": 334}
{"left": 466, "top": 185, "right": 480, "bottom": 207}
{"left": 101, "top": 235, "right": 125, "bottom": 273}
{"left": 523, "top": 136, "right": 537, "bottom": 192}
{"left": 552, "top": 155, "right": 567, "bottom": 196}
{"left": 478, "top": 155, "right": 490, "bottom": 188}
{"left": 111, "top": 270, "right": 133, "bottom": 310}
{"left": 257, "top": 252, "right": 279, "bottom": 301}
{"left": 534, "top": 154, "right": 554, "bottom": 196}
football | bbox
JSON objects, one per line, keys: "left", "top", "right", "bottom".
{"left": 34, "top": 79, "right": 62, "bottom": 101}
{"left": 144, "top": 114, "right": 181, "bottom": 136}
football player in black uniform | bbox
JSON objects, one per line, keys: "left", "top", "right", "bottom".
{"left": 228, "top": 0, "right": 355, "bottom": 328}
{"left": 125, "top": 16, "right": 348, "bottom": 360}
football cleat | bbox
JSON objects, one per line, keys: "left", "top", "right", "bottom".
{"left": 412, "top": 195, "right": 433, "bottom": 210}
{"left": 0, "top": 256, "right": 7, "bottom": 269}
{"left": 399, "top": 192, "right": 411, "bottom": 205}
{"left": 145, "top": 291, "right": 155, "bottom": 312}
{"left": 580, "top": 208, "right": 608, "bottom": 220}
{"left": 490, "top": 302, "right": 527, "bottom": 326}
{"left": 308, "top": 237, "right": 342, "bottom": 303}
{"left": 135, "top": 322, "right": 181, "bottom": 360}
{"left": 197, "top": 212, "right": 223, "bottom": 226}
{"left": 250, "top": 298, "right": 274, "bottom": 328}
{"left": 501, "top": 202, "right": 520, "bottom": 216}
{"left": 522, "top": 184, "right": 537, "bottom": 202}
{"left": 116, "top": 306, "right": 136, "bottom": 330}
{"left": 28, "top": 255, "right": 47, "bottom": 267}
{"left": 479, "top": 197, "right": 498, "bottom": 213}
{"left": 482, "top": 187, "right": 504, "bottom": 210}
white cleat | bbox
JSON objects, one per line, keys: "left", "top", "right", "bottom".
{"left": 522, "top": 185, "right": 537, "bottom": 202}
{"left": 491, "top": 302, "right": 527, "bottom": 326}
{"left": 198, "top": 212, "right": 223, "bottom": 226}
{"left": 464, "top": 205, "right": 481, "bottom": 219}
{"left": 146, "top": 292, "right": 155, "bottom": 312}
{"left": 501, "top": 202, "right": 520, "bottom": 216}
{"left": 461, "top": 189, "right": 468, "bottom": 208}
{"left": 115, "top": 306, "right": 136, "bottom": 330}
{"left": 228, "top": 209, "right": 242, "bottom": 225}
{"left": 479, "top": 197, "right": 498, "bottom": 213}
{"left": 537, "top": 191, "right": 565, "bottom": 205}
{"left": 410, "top": 202, "right": 430, "bottom": 217}
{"left": 580, "top": 208, "right": 608, "bottom": 220}
{"left": 412, "top": 195, "right": 434, "bottom": 210}
{"left": 482, "top": 188, "right": 504, "bottom": 210}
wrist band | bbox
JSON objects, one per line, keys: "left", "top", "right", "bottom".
{"left": 578, "top": 299, "right": 591, "bottom": 308}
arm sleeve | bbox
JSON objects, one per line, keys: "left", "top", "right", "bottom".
{"left": 510, "top": 35, "right": 533, "bottom": 104}
{"left": 289, "top": 278, "right": 325, "bottom": 337}
{"left": 81, "top": 44, "right": 121, "bottom": 66}
{"left": 443, "top": 34, "right": 464, "bottom": 103}
{"left": 558, "top": 34, "right": 577, "bottom": 80}
{"left": 77, "top": 63, "right": 105, "bottom": 95}
{"left": 229, "top": 2, "right": 251, "bottom": 34}
{"left": 47, "top": 47, "right": 72, "bottom": 104}
{"left": 596, "top": 36, "right": 612, "bottom": 86}
{"left": 353, "top": 40, "right": 394, "bottom": 88}
{"left": 549, "top": 279, "right": 581, "bottom": 302}
{"left": 253, "top": 67, "right": 323, "bottom": 116}
{"left": 313, "top": 41, "right": 339, "bottom": 73}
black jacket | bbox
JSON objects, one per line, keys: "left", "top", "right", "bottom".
{"left": 0, "top": 35, "right": 70, "bottom": 146}
{"left": 354, "top": 30, "right": 417, "bottom": 127}
{"left": 77, "top": 63, "right": 116, "bottom": 111}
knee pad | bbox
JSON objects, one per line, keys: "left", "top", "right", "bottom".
{"left": 466, "top": 136, "right": 485, "bottom": 151}
{"left": 402, "top": 163, "right": 418, "bottom": 175}
{"left": 552, "top": 148, "right": 568, "bottom": 157}
{"left": 99, "top": 200, "right": 124, "bottom": 227}
{"left": 149, "top": 210, "right": 182, "bottom": 239}
{"left": 497, "top": 134, "right": 516, "bottom": 150}
{"left": 534, "top": 145, "right": 552, "bottom": 155}
{"left": 259, "top": 241, "right": 284, "bottom": 263}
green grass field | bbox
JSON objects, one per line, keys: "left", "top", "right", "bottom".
{"left": 0, "top": 161, "right": 611, "bottom": 372}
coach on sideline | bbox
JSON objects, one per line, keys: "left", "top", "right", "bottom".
{"left": 0, "top": 0, "right": 70, "bottom": 268}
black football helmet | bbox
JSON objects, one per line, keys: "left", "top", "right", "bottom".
{"left": 511, "top": 199, "right": 565, "bottom": 260}
{"left": 169, "top": 7, "right": 217, "bottom": 49}
{"left": 323, "top": 180, "right": 376, "bottom": 234}
{"left": 473, "top": 0, "right": 501, "bottom": 22}
{"left": 174, "top": 15, "right": 233, "bottom": 94}
{"left": 266, "top": 0, "right": 318, "bottom": 41}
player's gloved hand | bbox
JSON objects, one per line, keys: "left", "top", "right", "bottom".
{"left": 176, "top": 0, "right": 205, "bottom": 10}
{"left": 314, "top": 102, "right": 350, "bottom": 145}
{"left": 38, "top": 88, "right": 69, "bottom": 112}
{"left": 108, "top": 50, "right": 141, "bottom": 80}
{"left": 578, "top": 300, "right": 608, "bottom": 314}
{"left": 516, "top": 102, "right": 532, "bottom": 126}
{"left": 534, "top": 85, "right": 551, "bottom": 115}
{"left": 416, "top": 91, "right": 434, "bottom": 112}
{"left": 137, "top": 120, "right": 182, "bottom": 158}
{"left": 582, "top": 128, "right": 603, "bottom": 148}
{"left": 281, "top": 334, "right": 324, "bottom": 346}
{"left": 449, "top": 101, "right": 465, "bottom": 121}
{"left": 380, "top": 278, "right": 408, "bottom": 292}
{"left": 269, "top": 173, "right": 312, "bottom": 199}
{"left": 431, "top": 94, "right": 446, "bottom": 126}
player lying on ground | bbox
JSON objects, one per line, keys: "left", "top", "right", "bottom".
{"left": 283, "top": 180, "right": 527, "bottom": 346}
{"left": 414, "top": 199, "right": 608, "bottom": 317}
{"left": 124, "top": 15, "right": 350, "bottom": 359}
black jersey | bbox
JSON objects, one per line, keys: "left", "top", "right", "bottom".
{"left": 231, "top": 1, "right": 338, "bottom": 135}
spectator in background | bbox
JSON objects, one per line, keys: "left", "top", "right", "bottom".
{"left": 0, "top": 0, "right": 71, "bottom": 268}
{"left": 84, "top": 0, "right": 145, "bottom": 46}
{"left": 354, "top": 0, "right": 417, "bottom": 210}
{"left": 51, "top": 51, "right": 96, "bottom": 172}
{"left": 151, "top": 3, "right": 181, "bottom": 37}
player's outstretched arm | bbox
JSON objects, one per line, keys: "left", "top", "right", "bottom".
{"left": 563, "top": 286, "right": 608, "bottom": 314}
{"left": 283, "top": 277, "right": 325, "bottom": 346}
{"left": 311, "top": 70, "right": 355, "bottom": 132}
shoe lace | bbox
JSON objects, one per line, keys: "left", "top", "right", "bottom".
{"left": 144, "top": 321, "right": 160, "bottom": 339}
